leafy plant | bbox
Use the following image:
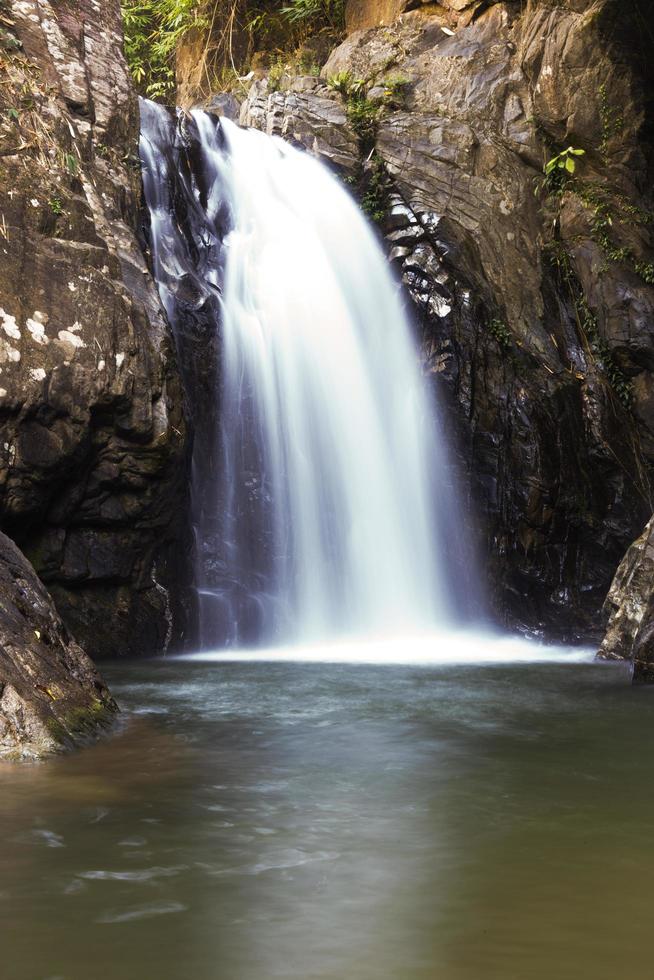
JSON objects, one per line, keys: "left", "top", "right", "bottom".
{"left": 296, "top": 51, "right": 321, "bottom": 75}
{"left": 360, "top": 154, "right": 388, "bottom": 225}
{"left": 381, "top": 73, "right": 410, "bottom": 107}
{"left": 327, "top": 71, "right": 365, "bottom": 98}
{"left": 547, "top": 242, "right": 633, "bottom": 408}
{"left": 121, "top": 0, "right": 208, "bottom": 101}
{"left": 598, "top": 83, "right": 623, "bottom": 159}
{"left": 635, "top": 261, "right": 654, "bottom": 285}
{"left": 489, "top": 318, "right": 512, "bottom": 349}
{"left": 280, "top": 0, "right": 345, "bottom": 31}
{"left": 267, "top": 56, "right": 287, "bottom": 92}
{"left": 327, "top": 72, "right": 378, "bottom": 150}
{"left": 0, "top": 26, "right": 21, "bottom": 52}
{"left": 48, "top": 197, "right": 64, "bottom": 215}
{"left": 63, "top": 151, "right": 77, "bottom": 175}
{"left": 535, "top": 145, "right": 585, "bottom": 195}
{"left": 545, "top": 145, "right": 585, "bottom": 177}
{"left": 575, "top": 184, "right": 654, "bottom": 285}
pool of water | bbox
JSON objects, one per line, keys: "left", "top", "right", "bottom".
{"left": 1, "top": 637, "right": 652, "bottom": 980}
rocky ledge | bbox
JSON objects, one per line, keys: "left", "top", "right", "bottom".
{"left": 0, "top": 531, "right": 117, "bottom": 760}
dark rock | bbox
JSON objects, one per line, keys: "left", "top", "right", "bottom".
{"left": 0, "top": 532, "right": 117, "bottom": 760}
{"left": 0, "top": 0, "right": 193, "bottom": 658}
{"left": 241, "top": 77, "right": 361, "bottom": 172}
{"left": 203, "top": 92, "right": 242, "bottom": 121}
{"left": 598, "top": 515, "right": 654, "bottom": 682}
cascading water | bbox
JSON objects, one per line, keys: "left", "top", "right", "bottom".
{"left": 140, "top": 101, "right": 480, "bottom": 650}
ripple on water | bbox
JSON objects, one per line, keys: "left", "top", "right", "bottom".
{"left": 96, "top": 901, "right": 188, "bottom": 924}
{"left": 78, "top": 866, "right": 187, "bottom": 883}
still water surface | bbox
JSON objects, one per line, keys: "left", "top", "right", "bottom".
{"left": 1, "top": 639, "right": 652, "bottom": 980}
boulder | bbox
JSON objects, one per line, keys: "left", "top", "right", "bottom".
{"left": 0, "top": 532, "right": 117, "bottom": 760}
{"left": 598, "top": 516, "right": 654, "bottom": 682}
{"left": 0, "top": 1, "right": 192, "bottom": 657}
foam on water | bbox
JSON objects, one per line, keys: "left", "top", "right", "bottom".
{"left": 173, "top": 632, "right": 596, "bottom": 666}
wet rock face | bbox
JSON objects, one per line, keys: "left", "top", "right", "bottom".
{"left": 0, "top": 1, "right": 192, "bottom": 657}
{"left": 598, "top": 516, "right": 654, "bottom": 683}
{"left": 0, "top": 532, "right": 117, "bottom": 760}
{"left": 241, "top": 0, "right": 654, "bottom": 638}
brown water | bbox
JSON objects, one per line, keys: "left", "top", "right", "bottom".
{"left": 1, "top": 651, "right": 652, "bottom": 980}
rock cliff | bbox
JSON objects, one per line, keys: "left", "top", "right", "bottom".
{"left": 232, "top": 0, "right": 654, "bottom": 638}
{"left": 0, "top": 0, "right": 192, "bottom": 657}
{"left": 0, "top": 530, "right": 117, "bottom": 760}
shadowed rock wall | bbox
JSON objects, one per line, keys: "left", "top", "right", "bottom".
{"left": 0, "top": 0, "right": 193, "bottom": 657}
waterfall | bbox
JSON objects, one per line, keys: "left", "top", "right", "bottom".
{"left": 140, "top": 101, "right": 479, "bottom": 650}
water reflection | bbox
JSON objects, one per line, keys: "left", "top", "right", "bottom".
{"left": 0, "top": 654, "right": 651, "bottom": 980}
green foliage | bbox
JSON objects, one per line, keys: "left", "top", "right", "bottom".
{"left": 48, "top": 197, "right": 63, "bottom": 215}
{"left": 327, "top": 71, "right": 365, "bottom": 98}
{"left": 360, "top": 154, "right": 388, "bottom": 225}
{"left": 575, "top": 184, "right": 654, "bottom": 285}
{"left": 62, "top": 151, "right": 77, "bottom": 175}
{"left": 121, "top": 0, "right": 207, "bottom": 101}
{"left": 327, "top": 72, "right": 379, "bottom": 150}
{"left": 346, "top": 97, "right": 379, "bottom": 148}
{"left": 545, "top": 146, "right": 585, "bottom": 177}
{"left": 267, "top": 55, "right": 287, "bottom": 92}
{"left": 547, "top": 242, "right": 633, "bottom": 408}
{"left": 534, "top": 146, "right": 585, "bottom": 196}
{"left": 0, "top": 27, "right": 21, "bottom": 52}
{"left": 635, "top": 261, "right": 654, "bottom": 285}
{"left": 296, "top": 51, "right": 321, "bottom": 75}
{"left": 488, "top": 318, "right": 512, "bottom": 349}
{"left": 381, "top": 73, "right": 410, "bottom": 107}
{"left": 544, "top": 145, "right": 585, "bottom": 179}
{"left": 598, "top": 83, "right": 623, "bottom": 159}
{"left": 280, "top": 0, "right": 345, "bottom": 31}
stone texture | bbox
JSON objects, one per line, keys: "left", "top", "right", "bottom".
{"left": 0, "top": 531, "right": 117, "bottom": 760}
{"left": 242, "top": 0, "right": 654, "bottom": 638}
{"left": 241, "top": 76, "right": 360, "bottom": 171}
{"left": 598, "top": 516, "right": 654, "bottom": 682}
{"left": 0, "top": 1, "right": 192, "bottom": 657}
{"left": 345, "top": 0, "right": 483, "bottom": 32}
{"left": 345, "top": 0, "right": 407, "bottom": 31}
